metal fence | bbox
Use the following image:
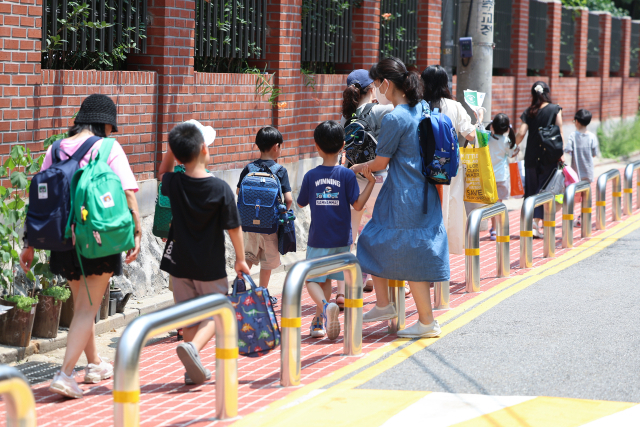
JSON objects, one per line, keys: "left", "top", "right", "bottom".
{"left": 42, "top": 0, "right": 147, "bottom": 53}
{"left": 379, "top": 0, "right": 419, "bottom": 65}
{"left": 527, "top": 0, "right": 547, "bottom": 72}
{"left": 587, "top": 13, "right": 600, "bottom": 73}
{"left": 493, "top": 0, "right": 512, "bottom": 70}
{"left": 301, "top": 0, "right": 353, "bottom": 64}
{"left": 560, "top": 7, "right": 575, "bottom": 74}
{"left": 630, "top": 21, "right": 640, "bottom": 76}
{"left": 610, "top": 17, "right": 622, "bottom": 74}
{"left": 195, "top": 0, "right": 267, "bottom": 59}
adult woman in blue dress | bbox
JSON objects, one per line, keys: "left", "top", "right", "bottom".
{"left": 350, "top": 58, "right": 450, "bottom": 338}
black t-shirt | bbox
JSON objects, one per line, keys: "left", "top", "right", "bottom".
{"left": 520, "top": 104, "right": 562, "bottom": 168}
{"left": 160, "top": 172, "right": 240, "bottom": 281}
{"left": 237, "top": 159, "right": 292, "bottom": 194}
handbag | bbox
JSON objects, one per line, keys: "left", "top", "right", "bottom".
{"left": 460, "top": 128, "right": 498, "bottom": 204}
{"left": 278, "top": 215, "right": 296, "bottom": 256}
{"left": 538, "top": 105, "right": 564, "bottom": 166}
{"left": 152, "top": 165, "right": 186, "bottom": 238}
{"left": 562, "top": 163, "right": 579, "bottom": 187}
{"left": 509, "top": 162, "right": 525, "bottom": 198}
{"left": 541, "top": 163, "right": 565, "bottom": 196}
{"left": 228, "top": 273, "right": 280, "bottom": 357}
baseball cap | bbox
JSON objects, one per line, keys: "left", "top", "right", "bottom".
{"left": 185, "top": 119, "right": 216, "bottom": 146}
{"left": 346, "top": 69, "right": 373, "bottom": 89}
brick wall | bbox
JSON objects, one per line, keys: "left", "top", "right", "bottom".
{"left": 579, "top": 77, "right": 604, "bottom": 121}
{"left": 491, "top": 77, "right": 517, "bottom": 122}
{"left": 602, "top": 77, "right": 623, "bottom": 119}
{"left": 553, "top": 77, "right": 579, "bottom": 120}
{"left": 622, "top": 78, "right": 640, "bottom": 116}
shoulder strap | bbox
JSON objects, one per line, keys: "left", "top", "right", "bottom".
{"left": 96, "top": 138, "right": 115, "bottom": 163}
{"left": 359, "top": 103, "right": 375, "bottom": 118}
{"left": 268, "top": 163, "right": 283, "bottom": 175}
{"left": 70, "top": 136, "right": 101, "bottom": 163}
{"left": 545, "top": 105, "right": 559, "bottom": 128}
{"left": 51, "top": 139, "right": 64, "bottom": 164}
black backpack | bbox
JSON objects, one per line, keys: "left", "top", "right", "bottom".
{"left": 538, "top": 105, "right": 564, "bottom": 166}
{"left": 343, "top": 103, "right": 379, "bottom": 168}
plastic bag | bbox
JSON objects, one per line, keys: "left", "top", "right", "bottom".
{"left": 562, "top": 164, "right": 579, "bottom": 187}
{"left": 509, "top": 162, "right": 524, "bottom": 198}
{"left": 460, "top": 129, "right": 498, "bottom": 204}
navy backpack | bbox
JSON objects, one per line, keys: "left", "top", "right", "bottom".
{"left": 237, "top": 163, "right": 284, "bottom": 234}
{"left": 26, "top": 136, "right": 99, "bottom": 251}
{"left": 417, "top": 100, "right": 460, "bottom": 185}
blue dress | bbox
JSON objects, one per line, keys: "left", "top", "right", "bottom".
{"left": 357, "top": 103, "right": 450, "bottom": 282}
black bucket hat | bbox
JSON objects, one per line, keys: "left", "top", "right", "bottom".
{"left": 74, "top": 94, "right": 118, "bottom": 132}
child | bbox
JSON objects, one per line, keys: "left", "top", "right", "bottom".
{"left": 486, "top": 113, "right": 517, "bottom": 240}
{"left": 160, "top": 122, "right": 250, "bottom": 385}
{"left": 565, "top": 109, "right": 599, "bottom": 226}
{"left": 297, "top": 120, "right": 375, "bottom": 339}
{"left": 236, "top": 127, "right": 293, "bottom": 303}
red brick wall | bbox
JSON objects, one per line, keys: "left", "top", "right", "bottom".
{"left": 351, "top": 0, "right": 381, "bottom": 70}
{"left": 416, "top": 0, "right": 441, "bottom": 70}
{"left": 553, "top": 77, "right": 579, "bottom": 120}
{"left": 602, "top": 77, "right": 623, "bottom": 119}
{"left": 491, "top": 76, "right": 517, "bottom": 123}
{"left": 622, "top": 78, "right": 640, "bottom": 116}
{"left": 579, "top": 77, "right": 604, "bottom": 121}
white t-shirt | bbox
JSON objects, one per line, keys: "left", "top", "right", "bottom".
{"left": 434, "top": 98, "right": 476, "bottom": 139}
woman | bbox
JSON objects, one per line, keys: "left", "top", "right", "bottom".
{"left": 421, "top": 65, "right": 481, "bottom": 255}
{"left": 20, "top": 94, "right": 141, "bottom": 398}
{"left": 351, "top": 58, "right": 450, "bottom": 338}
{"left": 338, "top": 69, "right": 394, "bottom": 302}
{"left": 515, "top": 81, "right": 565, "bottom": 237}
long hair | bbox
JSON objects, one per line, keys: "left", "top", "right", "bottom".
{"left": 68, "top": 123, "right": 107, "bottom": 138}
{"left": 342, "top": 83, "right": 372, "bottom": 119}
{"left": 527, "top": 81, "right": 552, "bottom": 118}
{"left": 421, "top": 65, "right": 453, "bottom": 109}
{"left": 369, "top": 57, "right": 423, "bottom": 107}
{"left": 486, "top": 113, "right": 516, "bottom": 149}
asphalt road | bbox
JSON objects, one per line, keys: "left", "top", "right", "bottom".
{"left": 360, "top": 227, "right": 640, "bottom": 402}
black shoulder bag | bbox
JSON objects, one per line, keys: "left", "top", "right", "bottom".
{"left": 538, "top": 105, "right": 563, "bottom": 166}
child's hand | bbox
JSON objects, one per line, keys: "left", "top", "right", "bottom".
{"left": 362, "top": 165, "right": 375, "bottom": 183}
{"left": 235, "top": 259, "right": 251, "bottom": 277}
{"left": 512, "top": 146, "right": 520, "bottom": 157}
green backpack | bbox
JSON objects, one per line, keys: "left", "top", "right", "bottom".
{"left": 65, "top": 138, "right": 135, "bottom": 259}
{"left": 152, "top": 165, "right": 185, "bottom": 238}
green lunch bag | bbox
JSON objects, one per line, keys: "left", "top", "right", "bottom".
{"left": 152, "top": 165, "right": 185, "bottom": 238}
{"left": 65, "top": 138, "right": 135, "bottom": 259}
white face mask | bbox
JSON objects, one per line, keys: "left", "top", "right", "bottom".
{"left": 375, "top": 80, "right": 392, "bottom": 106}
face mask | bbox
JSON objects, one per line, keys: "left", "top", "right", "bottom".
{"left": 375, "top": 81, "right": 392, "bottom": 106}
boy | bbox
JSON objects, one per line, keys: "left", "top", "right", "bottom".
{"left": 160, "top": 122, "right": 250, "bottom": 385}
{"left": 297, "top": 120, "right": 375, "bottom": 340}
{"left": 565, "top": 109, "right": 599, "bottom": 226}
{"left": 236, "top": 127, "right": 293, "bottom": 302}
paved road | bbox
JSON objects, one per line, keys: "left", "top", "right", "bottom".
{"left": 361, "top": 227, "right": 640, "bottom": 403}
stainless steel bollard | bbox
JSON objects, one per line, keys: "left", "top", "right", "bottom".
{"left": 0, "top": 366, "right": 37, "bottom": 427}
{"left": 280, "top": 252, "right": 363, "bottom": 387}
{"left": 519, "top": 192, "right": 556, "bottom": 268}
{"left": 562, "top": 180, "right": 592, "bottom": 248}
{"left": 596, "top": 169, "right": 622, "bottom": 230}
{"left": 113, "top": 294, "right": 238, "bottom": 426}
{"left": 623, "top": 161, "right": 640, "bottom": 216}
{"left": 387, "top": 280, "right": 405, "bottom": 333}
{"left": 433, "top": 281, "right": 450, "bottom": 310}
{"left": 465, "top": 203, "right": 510, "bottom": 293}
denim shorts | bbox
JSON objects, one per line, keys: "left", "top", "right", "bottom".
{"left": 306, "top": 246, "right": 351, "bottom": 282}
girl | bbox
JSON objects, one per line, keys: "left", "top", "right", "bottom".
{"left": 486, "top": 113, "right": 518, "bottom": 240}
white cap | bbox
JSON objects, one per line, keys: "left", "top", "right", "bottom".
{"left": 185, "top": 119, "right": 216, "bottom": 147}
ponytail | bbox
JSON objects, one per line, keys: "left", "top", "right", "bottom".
{"left": 489, "top": 112, "right": 516, "bottom": 148}
{"left": 342, "top": 85, "right": 361, "bottom": 119}
{"left": 402, "top": 72, "right": 423, "bottom": 107}
{"left": 508, "top": 127, "right": 516, "bottom": 149}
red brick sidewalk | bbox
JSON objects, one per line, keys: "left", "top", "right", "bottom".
{"left": 4, "top": 177, "right": 629, "bottom": 426}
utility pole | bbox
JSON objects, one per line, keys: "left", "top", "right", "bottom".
{"left": 455, "top": 0, "right": 494, "bottom": 125}
{"left": 441, "top": 0, "right": 457, "bottom": 91}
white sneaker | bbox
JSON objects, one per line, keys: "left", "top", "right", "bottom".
{"left": 362, "top": 304, "right": 397, "bottom": 323}
{"left": 84, "top": 356, "right": 113, "bottom": 383}
{"left": 397, "top": 320, "right": 441, "bottom": 338}
{"left": 49, "top": 371, "right": 83, "bottom": 399}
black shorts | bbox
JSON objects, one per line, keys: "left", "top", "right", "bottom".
{"left": 49, "top": 250, "right": 123, "bottom": 282}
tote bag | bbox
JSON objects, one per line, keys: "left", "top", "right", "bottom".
{"left": 460, "top": 129, "right": 498, "bottom": 204}
{"left": 509, "top": 162, "right": 525, "bottom": 197}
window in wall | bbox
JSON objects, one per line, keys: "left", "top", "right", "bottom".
{"left": 493, "top": 0, "right": 512, "bottom": 71}
{"left": 379, "top": 0, "right": 419, "bottom": 66}
{"left": 586, "top": 13, "right": 600, "bottom": 75}
{"left": 609, "top": 17, "right": 622, "bottom": 76}
{"left": 527, "top": 0, "right": 547, "bottom": 75}
{"left": 560, "top": 7, "right": 575, "bottom": 76}
{"left": 630, "top": 22, "right": 640, "bottom": 77}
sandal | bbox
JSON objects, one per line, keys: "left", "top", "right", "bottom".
{"left": 335, "top": 293, "right": 345, "bottom": 311}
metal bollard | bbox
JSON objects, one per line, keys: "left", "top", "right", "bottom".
{"left": 623, "top": 161, "right": 640, "bottom": 215}
{"left": 520, "top": 192, "right": 556, "bottom": 267}
{"left": 433, "top": 281, "right": 450, "bottom": 310}
{"left": 596, "top": 169, "right": 622, "bottom": 230}
{"left": 465, "top": 203, "right": 510, "bottom": 293}
{"left": 387, "top": 280, "right": 405, "bottom": 333}
{"left": 113, "top": 294, "right": 238, "bottom": 426}
{"left": 281, "top": 252, "right": 363, "bottom": 387}
{"left": 562, "top": 180, "right": 592, "bottom": 248}
{"left": 0, "top": 366, "right": 36, "bottom": 427}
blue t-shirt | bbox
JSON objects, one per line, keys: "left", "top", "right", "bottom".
{"left": 297, "top": 165, "right": 360, "bottom": 248}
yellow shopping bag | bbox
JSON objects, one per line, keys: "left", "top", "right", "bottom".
{"left": 460, "top": 130, "right": 498, "bottom": 204}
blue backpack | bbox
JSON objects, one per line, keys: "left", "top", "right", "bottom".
{"left": 417, "top": 100, "right": 460, "bottom": 185}
{"left": 26, "top": 136, "right": 100, "bottom": 251}
{"left": 237, "top": 163, "right": 284, "bottom": 234}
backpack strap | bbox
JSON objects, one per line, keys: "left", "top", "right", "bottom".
{"left": 96, "top": 138, "right": 115, "bottom": 163}
{"left": 359, "top": 103, "right": 375, "bottom": 118}
{"left": 70, "top": 136, "right": 101, "bottom": 163}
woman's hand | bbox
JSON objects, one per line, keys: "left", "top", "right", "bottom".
{"left": 350, "top": 163, "right": 365, "bottom": 174}
{"left": 19, "top": 247, "right": 34, "bottom": 274}
{"left": 362, "top": 165, "right": 375, "bottom": 183}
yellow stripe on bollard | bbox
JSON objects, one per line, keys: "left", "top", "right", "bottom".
{"left": 113, "top": 390, "right": 140, "bottom": 403}
{"left": 344, "top": 298, "right": 363, "bottom": 308}
{"left": 596, "top": 201, "right": 606, "bottom": 206}
{"left": 495, "top": 236, "right": 510, "bottom": 242}
{"left": 465, "top": 248, "right": 480, "bottom": 256}
{"left": 613, "top": 192, "right": 622, "bottom": 197}
{"left": 281, "top": 317, "right": 302, "bottom": 328}
{"left": 216, "top": 348, "right": 239, "bottom": 359}
{"left": 543, "top": 221, "right": 556, "bottom": 227}
{"left": 520, "top": 230, "right": 533, "bottom": 237}
{"left": 624, "top": 188, "right": 633, "bottom": 193}
{"left": 388, "top": 280, "right": 404, "bottom": 287}
{"left": 563, "top": 214, "right": 574, "bottom": 220}
{"left": 582, "top": 207, "right": 592, "bottom": 213}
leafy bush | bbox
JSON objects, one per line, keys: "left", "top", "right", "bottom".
{"left": 43, "top": 286, "right": 71, "bottom": 303}
{"left": 5, "top": 295, "right": 38, "bottom": 312}
{"left": 561, "top": 0, "right": 628, "bottom": 17}
{"left": 596, "top": 116, "right": 640, "bottom": 158}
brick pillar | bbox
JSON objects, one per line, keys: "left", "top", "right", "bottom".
{"left": 575, "top": 8, "right": 589, "bottom": 120}
{"left": 620, "top": 17, "right": 632, "bottom": 78}
{"left": 416, "top": 0, "right": 441, "bottom": 71}
{"left": 351, "top": 0, "right": 380, "bottom": 71}
{"left": 544, "top": 1, "right": 562, "bottom": 88}
{"left": 598, "top": 12, "right": 611, "bottom": 120}
{"left": 127, "top": 0, "right": 196, "bottom": 175}
{"left": 0, "top": 0, "right": 42, "bottom": 152}
{"left": 509, "top": 0, "right": 529, "bottom": 125}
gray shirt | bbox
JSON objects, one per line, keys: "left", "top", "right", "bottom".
{"left": 340, "top": 103, "right": 394, "bottom": 136}
{"left": 565, "top": 131, "right": 599, "bottom": 182}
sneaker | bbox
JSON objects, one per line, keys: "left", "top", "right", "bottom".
{"left": 362, "top": 304, "right": 397, "bottom": 323}
{"left": 397, "top": 320, "right": 441, "bottom": 338}
{"left": 574, "top": 215, "right": 581, "bottom": 227}
{"left": 309, "top": 316, "right": 325, "bottom": 338}
{"left": 323, "top": 302, "right": 340, "bottom": 340}
{"left": 489, "top": 228, "right": 496, "bottom": 241}
{"left": 176, "top": 342, "right": 208, "bottom": 385}
{"left": 185, "top": 369, "right": 212, "bottom": 385}
{"left": 269, "top": 296, "right": 278, "bottom": 306}
{"left": 84, "top": 356, "right": 113, "bottom": 383}
{"left": 49, "top": 371, "right": 83, "bottom": 399}
{"left": 532, "top": 224, "right": 544, "bottom": 239}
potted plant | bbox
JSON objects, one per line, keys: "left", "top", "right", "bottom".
{"left": 32, "top": 252, "right": 70, "bottom": 338}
